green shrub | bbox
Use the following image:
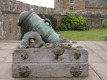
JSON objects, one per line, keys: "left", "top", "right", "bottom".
{"left": 58, "top": 12, "right": 86, "bottom": 31}
{"left": 78, "top": 15, "right": 86, "bottom": 25}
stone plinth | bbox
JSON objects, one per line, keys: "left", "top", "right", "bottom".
{"left": 104, "top": 35, "right": 107, "bottom": 41}
{"left": 12, "top": 47, "right": 89, "bottom": 78}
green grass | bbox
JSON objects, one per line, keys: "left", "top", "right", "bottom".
{"left": 56, "top": 28, "right": 107, "bottom": 41}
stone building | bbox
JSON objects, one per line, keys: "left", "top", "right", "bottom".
{"left": 54, "top": 0, "right": 107, "bottom": 12}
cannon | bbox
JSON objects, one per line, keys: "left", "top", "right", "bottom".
{"left": 18, "top": 9, "right": 60, "bottom": 48}
{"left": 12, "top": 10, "right": 89, "bottom": 78}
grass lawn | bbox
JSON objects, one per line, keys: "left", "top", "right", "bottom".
{"left": 56, "top": 28, "right": 107, "bottom": 41}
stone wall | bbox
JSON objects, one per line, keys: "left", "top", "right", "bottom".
{"left": 0, "top": 0, "right": 64, "bottom": 40}
{"left": 74, "top": 11, "right": 107, "bottom": 28}
{"left": 74, "top": 0, "right": 85, "bottom": 12}
{"left": 85, "top": 1, "right": 107, "bottom": 12}
{"left": 55, "top": 0, "right": 107, "bottom": 12}
{"left": 0, "top": 0, "right": 107, "bottom": 40}
{"left": 54, "top": 0, "right": 64, "bottom": 10}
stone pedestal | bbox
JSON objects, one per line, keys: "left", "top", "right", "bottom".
{"left": 12, "top": 47, "right": 89, "bottom": 78}
{"left": 104, "top": 35, "right": 107, "bottom": 41}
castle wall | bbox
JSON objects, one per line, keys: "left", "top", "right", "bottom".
{"left": 0, "top": 0, "right": 107, "bottom": 40}
{"left": 55, "top": 0, "right": 86, "bottom": 12}
{"left": 63, "top": 0, "right": 74, "bottom": 10}
{"left": 54, "top": 0, "right": 107, "bottom": 12}
{"left": 74, "top": 0, "right": 85, "bottom": 11}
{"left": 54, "top": 0, "right": 64, "bottom": 9}
{"left": 85, "top": 1, "right": 107, "bottom": 12}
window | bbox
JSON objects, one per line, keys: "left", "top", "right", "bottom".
{"left": 70, "top": 6, "right": 73, "bottom": 11}
{"left": 70, "top": 0, "right": 74, "bottom": 3}
{"left": 58, "top": 0, "right": 60, "bottom": 3}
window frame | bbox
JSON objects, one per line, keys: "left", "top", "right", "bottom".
{"left": 70, "top": 0, "right": 74, "bottom": 4}
{"left": 58, "top": 0, "right": 60, "bottom": 3}
{"left": 70, "top": 6, "right": 74, "bottom": 11}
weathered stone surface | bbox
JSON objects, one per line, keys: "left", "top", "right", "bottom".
{"left": 88, "top": 54, "right": 105, "bottom": 63}
{"left": 0, "top": 50, "right": 12, "bottom": 57}
{"left": 0, "top": 42, "right": 6, "bottom": 48}
{"left": 0, "top": 43, "right": 19, "bottom": 50}
{"left": 104, "top": 35, "right": 107, "bottom": 41}
{"left": 14, "top": 67, "right": 101, "bottom": 80}
{"left": 85, "top": 1, "right": 107, "bottom": 9}
{"left": 93, "top": 41, "right": 107, "bottom": 47}
{"left": 92, "top": 49, "right": 107, "bottom": 62}
{"left": 90, "top": 63, "right": 107, "bottom": 78}
{"left": 16, "top": 1, "right": 22, "bottom": 13}
{"left": 13, "top": 48, "right": 88, "bottom": 63}
{"left": 12, "top": 63, "right": 88, "bottom": 78}
{"left": 12, "top": 46, "right": 89, "bottom": 78}
{"left": 4, "top": 53, "right": 13, "bottom": 63}
{"left": 15, "top": 78, "right": 74, "bottom": 80}
{"left": 55, "top": 0, "right": 85, "bottom": 12}
{"left": 0, "top": 63, "right": 14, "bottom": 79}
{"left": 101, "top": 78, "right": 107, "bottom": 80}
{"left": 82, "top": 42, "right": 102, "bottom": 50}
{"left": 73, "top": 67, "right": 101, "bottom": 80}
{"left": 0, "top": 58, "right": 4, "bottom": 63}
{"left": 55, "top": 0, "right": 107, "bottom": 12}
{"left": 22, "top": 3, "right": 30, "bottom": 11}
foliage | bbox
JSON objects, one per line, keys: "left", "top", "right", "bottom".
{"left": 78, "top": 15, "right": 86, "bottom": 25}
{"left": 58, "top": 12, "right": 86, "bottom": 31}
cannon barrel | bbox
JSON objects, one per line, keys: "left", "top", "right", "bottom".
{"left": 18, "top": 9, "right": 60, "bottom": 44}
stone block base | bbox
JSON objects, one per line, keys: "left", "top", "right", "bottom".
{"left": 104, "top": 35, "right": 107, "bottom": 41}
{"left": 12, "top": 47, "right": 89, "bottom": 78}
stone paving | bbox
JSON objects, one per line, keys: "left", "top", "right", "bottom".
{"left": 0, "top": 40, "right": 107, "bottom": 80}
